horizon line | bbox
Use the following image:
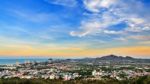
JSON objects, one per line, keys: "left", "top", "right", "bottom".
{"left": 0, "top": 55, "right": 150, "bottom": 59}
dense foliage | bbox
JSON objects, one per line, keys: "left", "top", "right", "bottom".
{"left": 0, "top": 76, "right": 150, "bottom": 84}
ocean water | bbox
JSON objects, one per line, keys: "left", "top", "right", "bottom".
{"left": 0, "top": 58, "right": 48, "bottom": 65}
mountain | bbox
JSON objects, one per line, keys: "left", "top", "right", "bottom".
{"left": 49, "top": 55, "right": 150, "bottom": 64}
{"left": 97, "top": 54, "right": 134, "bottom": 60}
{"left": 74, "top": 55, "right": 150, "bottom": 64}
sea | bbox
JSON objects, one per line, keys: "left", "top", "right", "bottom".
{"left": 0, "top": 57, "right": 49, "bottom": 65}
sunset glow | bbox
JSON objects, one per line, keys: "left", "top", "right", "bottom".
{"left": 0, "top": 0, "right": 149, "bottom": 58}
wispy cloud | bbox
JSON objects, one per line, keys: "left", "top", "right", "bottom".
{"left": 138, "top": 41, "right": 150, "bottom": 45}
{"left": 128, "top": 35, "right": 150, "bottom": 41}
{"left": 70, "top": 20, "right": 102, "bottom": 37}
{"left": 11, "top": 10, "right": 57, "bottom": 23}
{"left": 44, "top": 0, "right": 77, "bottom": 7}
{"left": 114, "top": 35, "right": 150, "bottom": 42}
{"left": 70, "top": 0, "right": 150, "bottom": 39}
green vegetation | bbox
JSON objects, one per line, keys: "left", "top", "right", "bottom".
{"left": 0, "top": 76, "right": 149, "bottom": 84}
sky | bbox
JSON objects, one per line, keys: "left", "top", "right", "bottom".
{"left": 0, "top": 0, "right": 150, "bottom": 58}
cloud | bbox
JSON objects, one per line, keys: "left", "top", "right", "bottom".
{"left": 83, "top": 0, "right": 116, "bottom": 12}
{"left": 128, "top": 35, "right": 150, "bottom": 41}
{"left": 44, "top": 0, "right": 77, "bottom": 7}
{"left": 114, "top": 37, "right": 128, "bottom": 42}
{"left": 114, "top": 35, "right": 150, "bottom": 42}
{"left": 138, "top": 41, "right": 150, "bottom": 45}
{"left": 12, "top": 10, "right": 55, "bottom": 23}
{"left": 70, "top": 20, "right": 102, "bottom": 37}
{"left": 70, "top": 10, "right": 123, "bottom": 37}
{"left": 103, "top": 30, "right": 122, "bottom": 34}
{"left": 129, "top": 17, "right": 145, "bottom": 24}
{"left": 70, "top": 0, "right": 150, "bottom": 39}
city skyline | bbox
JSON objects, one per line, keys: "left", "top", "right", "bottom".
{"left": 0, "top": 0, "right": 150, "bottom": 58}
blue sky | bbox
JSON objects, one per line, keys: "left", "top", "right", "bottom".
{"left": 0, "top": 0, "right": 150, "bottom": 58}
